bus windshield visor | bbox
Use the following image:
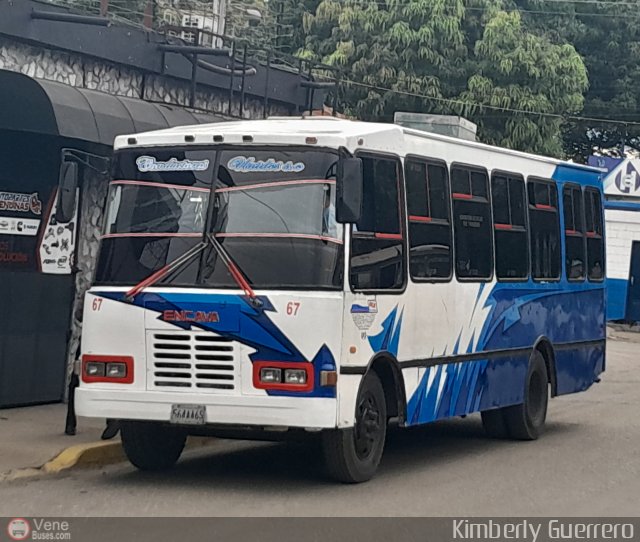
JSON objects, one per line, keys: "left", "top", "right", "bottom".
{"left": 95, "top": 148, "right": 344, "bottom": 290}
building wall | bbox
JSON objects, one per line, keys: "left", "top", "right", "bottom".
{"left": 605, "top": 208, "right": 640, "bottom": 320}
{"left": 0, "top": 37, "right": 291, "bottom": 118}
{"left": 0, "top": 35, "right": 292, "bottom": 394}
{"left": 66, "top": 167, "right": 110, "bottom": 382}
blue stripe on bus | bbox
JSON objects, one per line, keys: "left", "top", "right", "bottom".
{"left": 551, "top": 164, "right": 603, "bottom": 187}
{"left": 94, "top": 291, "right": 337, "bottom": 398}
{"left": 406, "top": 283, "right": 605, "bottom": 425}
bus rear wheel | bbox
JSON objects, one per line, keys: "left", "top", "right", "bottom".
{"left": 481, "top": 350, "right": 549, "bottom": 440}
{"left": 322, "top": 372, "right": 387, "bottom": 483}
{"left": 121, "top": 421, "right": 187, "bottom": 471}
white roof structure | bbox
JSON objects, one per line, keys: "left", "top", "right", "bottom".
{"left": 114, "top": 117, "right": 602, "bottom": 174}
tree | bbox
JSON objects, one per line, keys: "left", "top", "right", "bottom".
{"left": 301, "top": 0, "right": 589, "bottom": 157}
{"left": 225, "top": 0, "right": 322, "bottom": 56}
{"left": 513, "top": 0, "right": 640, "bottom": 159}
{"left": 458, "top": 10, "right": 587, "bottom": 156}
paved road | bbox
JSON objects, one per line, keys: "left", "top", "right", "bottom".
{"left": 1, "top": 333, "right": 638, "bottom": 517}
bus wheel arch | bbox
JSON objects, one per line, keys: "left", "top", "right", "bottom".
{"left": 365, "top": 353, "right": 407, "bottom": 425}
{"left": 533, "top": 336, "right": 557, "bottom": 397}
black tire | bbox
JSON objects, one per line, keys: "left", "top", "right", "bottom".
{"left": 120, "top": 421, "right": 187, "bottom": 471}
{"left": 322, "top": 372, "right": 387, "bottom": 483}
{"left": 503, "top": 350, "right": 549, "bottom": 440}
{"left": 481, "top": 350, "right": 549, "bottom": 440}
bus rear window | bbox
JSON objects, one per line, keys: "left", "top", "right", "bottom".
{"left": 584, "top": 187, "right": 605, "bottom": 281}
{"left": 563, "top": 185, "right": 586, "bottom": 282}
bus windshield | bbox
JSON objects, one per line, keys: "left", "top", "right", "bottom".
{"left": 95, "top": 147, "right": 344, "bottom": 290}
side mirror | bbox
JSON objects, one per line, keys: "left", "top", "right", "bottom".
{"left": 56, "top": 161, "right": 79, "bottom": 224}
{"left": 336, "top": 157, "right": 363, "bottom": 223}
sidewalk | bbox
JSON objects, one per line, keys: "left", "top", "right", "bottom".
{"left": 0, "top": 403, "right": 112, "bottom": 476}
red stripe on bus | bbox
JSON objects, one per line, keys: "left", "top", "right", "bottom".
{"left": 409, "top": 215, "right": 432, "bottom": 223}
{"left": 215, "top": 179, "right": 335, "bottom": 193}
{"left": 215, "top": 232, "right": 343, "bottom": 245}
{"left": 452, "top": 192, "right": 473, "bottom": 200}
{"left": 374, "top": 233, "right": 403, "bottom": 240}
{"left": 494, "top": 223, "right": 513, "bottom": 230}
{"left": 111, "top": 180, "right": 210, "bottom": 193}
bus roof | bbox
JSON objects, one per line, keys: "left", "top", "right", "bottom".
{"left": 113, "top": 117, "right": 603, "bottom": 174}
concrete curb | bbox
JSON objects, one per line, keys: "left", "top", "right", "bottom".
{"left": 43, "top": 441, "right": 126, "bottom": 474}
{"left": 0, "top": 436, "right": 215, "bottom": 483}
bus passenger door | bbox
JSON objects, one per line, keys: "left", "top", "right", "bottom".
{"left": 340, "top": 152, "right": 410, "bottom": 425}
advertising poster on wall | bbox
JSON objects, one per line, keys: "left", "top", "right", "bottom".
{"left": 0, "top": 189, "right": 45, "bottom": 271}
{"left": 37, "top": 188, "right": 79, "bottom": 275}
{"left": 0, "top": 183, "right": 78, "bottom": 275}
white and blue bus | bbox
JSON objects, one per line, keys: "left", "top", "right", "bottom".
{"left": 76, "top": 118, "right": 606, "bottom": 483}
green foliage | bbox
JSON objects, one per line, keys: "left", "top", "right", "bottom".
{"left": 301, "top": 0, "right": 589, "bottom": 157}
{"left": 461, "top": 11, "right": 587, "bottom": 156}
{"left": 513, "top": 0, "right": 640, "bottom": 158}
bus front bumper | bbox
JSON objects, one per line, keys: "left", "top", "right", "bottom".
{"left": 75, "top": 388, "right": 338, "bottom": 430}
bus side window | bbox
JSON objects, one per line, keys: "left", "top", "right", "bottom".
{"left": 350, "top": 154, "right": 404, "bottom": 291}
{"left": 563, "top": 184, "right": 586, "bottom": 282}
{"left": 405, "top": 158, "right": 452, "bottom": 281}
{"left": 451, "top": 165, "right": 493, "bottom": 281}
{"left": 528, "top": 179, "right": 561, "bottom": 281}
{"left": 491, "top": 173, "right": 528, "bottom": 281}
{"left": 584, "top": 188, "right": 605, "bottom": 281}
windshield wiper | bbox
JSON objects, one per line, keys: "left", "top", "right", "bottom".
{"left": 205, "top": 233, "right": 262, "bottom": 308}
{"left": 124, "top": 240, "right": 207, "bottom": 302}
{"left": 123, "top": 233, "right": 261, "bottom": 307}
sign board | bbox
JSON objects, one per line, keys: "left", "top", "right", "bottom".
{"left": 604, "top": 159, "right": 640, "bottom": 199}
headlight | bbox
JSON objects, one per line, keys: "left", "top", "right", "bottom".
{"left": 260, "top": 367, "right": 282, "bottom": 384}
{"left": 85, "top": 362, "right": 105, "bottom": 377}
{"left": 82, "top": 355, "right": 134, "bottom": 384}
{"left": 106, "top": 362, "right": 127, "bottom": 379}
{"left": 284, "top": 369, "right": 307, "bottom": 385}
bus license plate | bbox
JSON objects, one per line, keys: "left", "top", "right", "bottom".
{"left": 170, "top": 404, "right": 206, "bottom": 425}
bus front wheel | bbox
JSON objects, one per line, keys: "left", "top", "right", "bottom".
{"left": 121, "top": 421, "right": 187, "bottom": 471}
{"left": 481, "top": 350, "right": 549, "bottom": 440}
{"left": 322, "top": 372, "right": 387, "bottom": 483}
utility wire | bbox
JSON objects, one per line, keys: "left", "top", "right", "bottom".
{"left": 333, "top": 76, "right": 640, "bottom": 126}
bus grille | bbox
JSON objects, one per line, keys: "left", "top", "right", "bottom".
{"left": 147, "top": 331, "right": 238, "bottom": 392}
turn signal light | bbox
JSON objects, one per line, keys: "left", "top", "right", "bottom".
{"left": 82, "top": 355, "right": 134, "bottom": 384}
{"left": 253, "top": 362, "right": 314, "bottom": 392}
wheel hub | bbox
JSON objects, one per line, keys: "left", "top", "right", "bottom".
{"left": 354, "top": 392, "right": 381, "bottom": 460}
